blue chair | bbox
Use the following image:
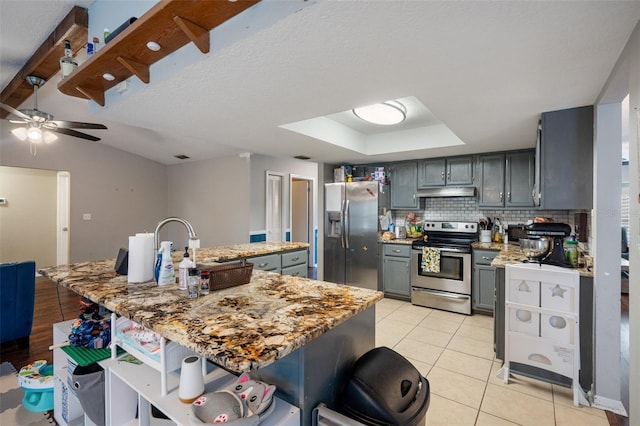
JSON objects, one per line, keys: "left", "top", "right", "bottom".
{"left": 0, "top": 261, "right": 36, "bottom": 349}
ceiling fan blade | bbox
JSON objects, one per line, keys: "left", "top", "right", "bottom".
{"left": 8, "top": 119, "right": 28, "bottom": 124}
{"left": 0, "top": 103, "right": 32, "bottom": 121}
{"left": 50, "top": 127, "right": 101, "bottom": 142}
{"left": 48, "top": 120, "right": 107, "bottom": 130}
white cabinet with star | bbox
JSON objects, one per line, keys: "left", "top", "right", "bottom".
{"left": 500, "top": 263, "right": 588, "bottom": 406}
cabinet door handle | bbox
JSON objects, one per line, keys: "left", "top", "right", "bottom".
{"left": 508, "top": 192, "right": 511, "bottom": 201}
{"left": 258, "top": 262, "right": 268, "bottom": 268}
{"left": 482, "top": 256, "right": 492, "bottom": 260}
{"left": 441, "top": 171, "right": 445, "bottom": 181}
{"left": 393, "top": 249, "right": 401, "bottom": 253}
{"left": 499, "top": 192, "right": 503, "bottom": 201}
{"left": 447, "top": 172, "right": 451, "bottom": 181}
{"left": 291, "top": 257, "right": 299, "bottom": 262}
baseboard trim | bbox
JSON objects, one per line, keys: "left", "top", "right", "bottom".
{"left": 592, "top": 395, "right": 628, "bottom": 417}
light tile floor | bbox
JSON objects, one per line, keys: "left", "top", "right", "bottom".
{"left": 375, "top": 298, "right": 610, "bottom": 426}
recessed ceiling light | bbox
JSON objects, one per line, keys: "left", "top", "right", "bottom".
{"left": 294, "top": 155, "right": 311, "bottom": 160}
{"left": 146, "top": 41, "right": 161, "bottom": 51}
{"left": 102, "top": 73, "right": 115, "bottom": 81}
{"left": 353, "top": 100, "right": 406, "bottom": 125}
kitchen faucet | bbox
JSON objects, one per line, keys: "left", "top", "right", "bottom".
{"left": 154, "top": 217, "right": 200, "bottom": 265}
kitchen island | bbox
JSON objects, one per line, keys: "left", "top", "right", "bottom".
{"left": 40, "top": 242, "right": 383, "bottom": 425}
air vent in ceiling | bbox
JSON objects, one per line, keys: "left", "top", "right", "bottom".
{"left": 174, "top": 154, "right": 190, "bottom": 160}
{"left": 294, "top": 155, "right": 311, "bottom": 160}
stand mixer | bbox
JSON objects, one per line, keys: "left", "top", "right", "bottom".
{"left": 525, "top": 223, "right": 573, "bottom": 267}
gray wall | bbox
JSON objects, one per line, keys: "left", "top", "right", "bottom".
{"left": 0, "top": 137, "right": 168, "bottom": 263}
{"left": 0, "top": 166, "right": 57, "bottom": 266}
{"left": 166, "top": 155, "right": 251, "bottom": 249}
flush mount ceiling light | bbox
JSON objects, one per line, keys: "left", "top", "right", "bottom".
{"left": 352, "top": 100, "right": 407, "bottom": 125}
{"left": 102, "top": 73, "right": 115, "bottom": 81}
{"left": 146, "top": 41, "right": 161, "bottom": 51}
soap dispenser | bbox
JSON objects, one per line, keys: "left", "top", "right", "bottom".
{"left": 178, "top": 247, "right": 192, "bottom": 290}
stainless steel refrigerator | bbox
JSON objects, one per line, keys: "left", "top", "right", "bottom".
{"left": 324, "top": 181, "right": 386, "bottom": 290}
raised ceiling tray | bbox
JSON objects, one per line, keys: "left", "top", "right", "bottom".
{"left": 57, "top": 0, "right": 261, "bottom": 106}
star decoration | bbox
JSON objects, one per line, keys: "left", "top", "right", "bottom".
{"left": 550, "top": 284, "right": 566, "bottom": 298}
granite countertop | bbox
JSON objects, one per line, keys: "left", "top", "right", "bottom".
{"left": 182, "top": 241, "right": 310, "bottom": 263}
{"left": 471, "top": 242, "right": 593, "bottom": 277}
{"left": 39, "top": 242, "right": 381, "bottom": 372}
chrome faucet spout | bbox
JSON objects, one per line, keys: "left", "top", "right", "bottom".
{"left": 153, "top": 217, "right": 198, "bottom": 253}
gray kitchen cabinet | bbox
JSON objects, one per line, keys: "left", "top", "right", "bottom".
{"left": 382, "top": 244, "right": 411, "bottom": 299}
{"left": 478, "top": 154, "right": 505, "bottom": 207}
{"left": 479, "top": 150, "right": 534, "bottom": 208}
{"left": 391, "top": 162, "right": 419, "bottom": 209}
{"left": 249, "top": 253, "right": 281, "bottom": 272}
{"left": 472, "top": 248, "right": 499, "bottom": 314}
{"left": 539, "top": 106, "right": 594, "bottom": 210}
{"left": 281, "top": 249, "right": 308, "bottom": 277}
{"left": 494, "top": 268, "right": 593, "bottom": 391}
{"left": 505, "top": 151, "right": 535, "bottom": 207}
{"left": 417, "top": 156, "right": 474, "bottom": 188}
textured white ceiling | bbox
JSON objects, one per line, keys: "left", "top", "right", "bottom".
{"left": 1, "top": 0, "right": 639, "bottom": 165}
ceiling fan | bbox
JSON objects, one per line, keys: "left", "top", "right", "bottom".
{"left": 1, "top": 75, "right": 107, "bottom": 152}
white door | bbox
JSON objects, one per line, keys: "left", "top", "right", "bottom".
{"left": 291, "top": 176, "right": 315, "bottom": 266}
{"left": 266, "top": 172, "right": 285, "bottom": 242}
{"left": 57, "top": 171, "right": 70, "bottom": 265}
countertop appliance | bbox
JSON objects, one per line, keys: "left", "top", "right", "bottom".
{"left": 525, "top": 222, "right": 572, "bottom": 267}
{"left": 324, "top": 181, "right": 387, "bottom": 290}
{"left": 507, "top": 224, "right": 528, "bottom": 242}
{"left": 411, "top": 221, "right": 478, "bottom": 315}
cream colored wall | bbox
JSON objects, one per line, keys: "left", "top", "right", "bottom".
{"left": 0, "top": 137, "right": 168, "bottom": 263}
{"left": 166, "top": 154, "right": 251, "bottom": 248}
{"left": 0, "top": 166, "right": 57, "bottom": 267}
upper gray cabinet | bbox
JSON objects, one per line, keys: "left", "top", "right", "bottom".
{"left": 478, "top": 154, "right": 505, "bottom": 207}
{"left": 479, "top": 150, "right": 535, "bottom": 208}
{"left": 539, "top": 106, "right": 594, "bottom": 210}
{"left": 391, "top": 162, "right": 419, "bottom": 209}
{"left": 505, "top": 151, "right": 535, "bottom": 207}
{"left": 418, "top": 156, "right": 474, "bottom": 188}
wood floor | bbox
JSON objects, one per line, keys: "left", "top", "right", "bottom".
{"left": 0, "top": 276, "right": 631, "bottom": 426}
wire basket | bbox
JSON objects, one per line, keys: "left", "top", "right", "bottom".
{"left": 200, "top": 261, "right": 254, "bottom": 291}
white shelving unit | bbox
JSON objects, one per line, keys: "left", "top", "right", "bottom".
{"left": 52, "top": 320, "right": 99, "bottom": 426}
{"left": 103, "top": 356, "right": 300, "bottom": 425}
{"left": 500, "top": 263, "right": 588, "bottom": 406}
{"left": 55, "top": 317, "right": 301, "bottom": 426}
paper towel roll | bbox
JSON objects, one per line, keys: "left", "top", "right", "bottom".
{"left": 128, "top": 233, "right": 154, "bottom": 283}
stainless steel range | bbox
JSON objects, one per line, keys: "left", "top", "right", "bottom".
{"left": 411, "top": 221, "right": 478, "bottom": 315}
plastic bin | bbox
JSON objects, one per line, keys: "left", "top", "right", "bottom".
{"left": 340, "top": 347, "right": 430, "bottom": 426}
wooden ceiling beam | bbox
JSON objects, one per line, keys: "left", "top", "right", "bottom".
{"left": 0, "top": 6, "right": 88, "bottom": 118}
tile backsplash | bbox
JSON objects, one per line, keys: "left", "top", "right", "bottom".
{"left": 391, "top": 196, "right": 590, "bottom": 241}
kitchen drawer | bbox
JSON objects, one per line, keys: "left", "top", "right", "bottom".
{"left": 473, "top": 249, "right": 499, "bottom": 265}
{"left": 281, "top": 263, "right": 308, "bottom": 278}
{"left": 281, "top": 249, "right": 307, "bottom": 268}
{"left": 383, "top": 244, "right": 411, "bottom": 257}
{"left": 249, "top": 253, "right": 281, "bottom": 271}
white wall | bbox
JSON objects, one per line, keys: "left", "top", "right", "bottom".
{"left": 595, "top": 18, "right": 640, "bottom": 420}
{"left": 0, "top": 166, "right": 57, "bottom": 266}
{"left": 249, "top": 154, "right": 319, "bottom": 236}
{"left": 0, "top": 136, "right": 168, "bottom": 263}
{"left": 166, "top": 155, "right": 250, "bottom": 249}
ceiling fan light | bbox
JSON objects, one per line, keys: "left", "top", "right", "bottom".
{"left": 43, "top": 131, "right": 58, "bottom": 144}
{"left": 27, "top": 127, "right": 43, "bottom": 142}
{"left": 10, "top": 127, "right": 28, "bottom": 141}
{"left": 353, "top": 100, "right": 407, "bottom": 125}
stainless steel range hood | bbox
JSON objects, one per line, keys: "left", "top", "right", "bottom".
{"left": 416, "top": 187, "right": 476, "bottom": 198}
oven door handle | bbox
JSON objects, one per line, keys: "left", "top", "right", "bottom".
{"left": 412, "top": 248, "right": 469, "bottom": 257}
{"left": 412, "top": 287, "right": 470, "bottom": 300}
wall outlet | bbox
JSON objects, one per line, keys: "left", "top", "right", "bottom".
{"left": 83, "top": 213, "right": 92, "bottom": 220}
{"left": 0, "top": 197, "right": 6, "bottom": 205}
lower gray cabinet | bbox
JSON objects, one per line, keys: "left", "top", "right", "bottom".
{"left": 249, "top": 253, "right": 281, "bottom": 272}
{"left": 281, "top": 249, "right": 308, "bottom": 277}
{"left": 472, "top": 248, "right": 498, "bottom": 313}
{"left": 382, "top": 244, "right": 411, "bottom": 299}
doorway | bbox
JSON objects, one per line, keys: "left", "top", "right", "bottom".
{"left": 290, "top": 175, "right": 316, "bottom": 267}
{"left": 0, "top": 166, "right": 69, "bottom": 267}
{"left": 266, "top": 171, "right": 285, "bottom": 242}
